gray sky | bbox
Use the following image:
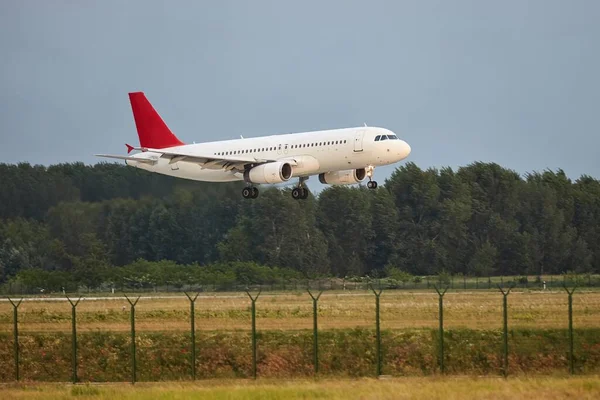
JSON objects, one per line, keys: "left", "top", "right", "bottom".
{"left": 1, "top": 0, "right": 599, "bottom": 188}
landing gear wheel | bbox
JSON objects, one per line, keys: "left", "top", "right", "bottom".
{"left": 367, "top": 181, "right": 378, "bottom": 189}
{"left": 292, "top": 187, "right": 309, "bottom": 200}
{"left": 242, "top": 187, "right": 253, "bottom": 199}
{"left": 292, "top": 187, "right": 303, "bottom": 200}
{"left": 292, "top": 177, "right": 309, "bottom": 200}
{"left": 251, "top": 187, "right": 259, "bottom": 198}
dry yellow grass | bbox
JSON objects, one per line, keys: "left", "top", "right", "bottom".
{"left": 2, "top": 376, "right": 600, "bottom": 399}
{"left": 1, "top": 289, "right": 598, "bottom": 333}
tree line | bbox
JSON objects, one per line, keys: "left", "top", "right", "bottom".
{"left": 0, "top": 161, "right": 599, "bottom": 290}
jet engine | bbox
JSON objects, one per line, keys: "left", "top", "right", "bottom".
{"left": 244, "top": 162, "right": 293, "bottom": 184}
{"left": 318, "top": 168, "right": 366, "bottom": 185}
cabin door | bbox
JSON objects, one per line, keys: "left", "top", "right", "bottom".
{"left": 354, "top": 130, "right": 365, "bottom": 152}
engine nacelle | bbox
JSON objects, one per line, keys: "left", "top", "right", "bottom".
{"left": 244, "top": 162, "right": 293, "bottom": 184}
{"left": 318, "top": 168, "right": 366, "bottom": 185}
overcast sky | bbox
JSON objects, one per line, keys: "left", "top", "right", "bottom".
{"left": 1, "top": 0, "right": 599, "bottom": 188}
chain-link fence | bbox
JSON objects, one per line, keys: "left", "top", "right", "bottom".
{"left": 2, "top": 274, "right": 600, "bottom": 296}
{"left": 1, "top": 286, "right": 598, "bottom": 382}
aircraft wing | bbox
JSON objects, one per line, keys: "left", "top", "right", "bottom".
{"left": 95, "top": 154, "right": 158, "bottom": 165}
{"left": 141, "top": 147, "right": 279, "bottom": 171}
{"left": 96, "top": 146, "right": 284, "bottom": 172}
{"left": 146, "top": 148, "right": 271, "bottom": 164}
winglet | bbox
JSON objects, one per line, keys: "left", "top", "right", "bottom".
{"left": 125, "top": 143, "right": 134, "bottom": 154}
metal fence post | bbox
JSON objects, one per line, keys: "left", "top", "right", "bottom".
{"left": 434, "top": 285, "right": 448, "bottom": 374}
{"left": 7, "top": 298, "right": 23, "bottom": 381}
{"left": 245, "top": 288, "right": 261, "bottom": 379}
{"left": 66, "top": 296, "right": 83, "bottom": 383}
{"left": 497, "top": 284, "right": 513, "bottom": 377}
{"left": 563, "top": 285, "right": 577, "bottom": 375}
{"left": 307, "top": 289, "right": 323, "bottom": 375}
{"left": 184, "top": 291, "right": 200, "bottom": 380}
{"left": 124, "top": 294, "right": 141, "bottom": 384}
{"left": 370, "top": 283, "right": 383, "bottom": 376}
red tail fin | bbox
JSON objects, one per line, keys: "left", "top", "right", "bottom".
{"left": 128, "top": 92, "right": 185, "bottom": 149}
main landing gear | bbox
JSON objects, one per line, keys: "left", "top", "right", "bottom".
{"left": 292, "top": 187, "right": 309, "bottom": 200}
{"left": 242, "top": 186, "right": 259, "bottom": 199}
{"left": 366, "top": 165, "right": 378, "bottom": 189}
{"left": 291, "top": 177, "right": 309, "bottom": 200}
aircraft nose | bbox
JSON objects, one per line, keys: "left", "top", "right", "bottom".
{"left": 398, "top": 140, "right": 411, "bottom": 159}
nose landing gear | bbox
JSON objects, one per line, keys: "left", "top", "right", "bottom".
{"left": 366, "top": 165, "right": 378, "bottom": 189}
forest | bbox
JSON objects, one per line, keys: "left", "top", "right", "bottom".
{"left": 0, "top": 160, "right": 599, "bottom": 291}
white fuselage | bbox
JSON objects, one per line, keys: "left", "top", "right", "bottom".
{"left": 126, "top": 126, "right": 411, "bottom": 183}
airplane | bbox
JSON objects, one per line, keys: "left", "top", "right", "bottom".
{"left": 96, "top": 92, "right": 412, "bottom": 199}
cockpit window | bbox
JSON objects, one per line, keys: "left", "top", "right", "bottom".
{"left": 380, "top": 135, "right": 388, "bottom": 141}
{"left": 387, "top": 135, "right": 398, "bottom": 140}
{"left": 374, "top": 135, "right": 381, "bottom": 141}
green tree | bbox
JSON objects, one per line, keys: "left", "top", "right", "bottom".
{"left": 317, "top": 186, "right": 373, "bottom": 276}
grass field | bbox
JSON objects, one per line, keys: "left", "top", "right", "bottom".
{"left": 2, "top": 376, "right": 600, "bottom": 399}
{"left": 1, "top": 289, "right": 598, "bottom": 333}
